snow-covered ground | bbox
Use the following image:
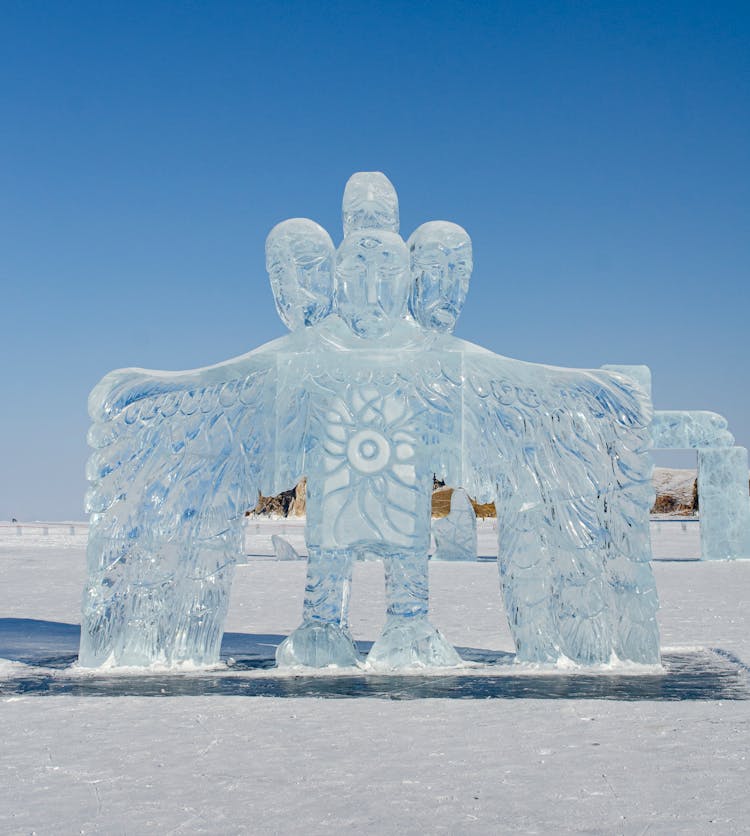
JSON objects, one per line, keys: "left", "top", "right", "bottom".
{"left": 0, "top": 525, "right": 748, "bottom": 833}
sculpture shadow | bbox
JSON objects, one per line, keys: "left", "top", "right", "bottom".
{"left": 0, "top": 618, "right": 81, "bottom": 668}
{"left": 0, "top": 618, "right": 288, "bottom": 670}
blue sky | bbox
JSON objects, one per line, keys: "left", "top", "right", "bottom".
{"left": 1, "top": 1, "right": 748, "bottom": 519}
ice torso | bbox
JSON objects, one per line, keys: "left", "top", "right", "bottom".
{"left": 279, "top": 319, "right": 462, "bottom": 554}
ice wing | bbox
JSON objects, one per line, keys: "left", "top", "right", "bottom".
{"left": 80, "top": 353, "right": 277, "bottom": 667}
{"left": 460, "top": 349, "right": 659, "bottom": 665}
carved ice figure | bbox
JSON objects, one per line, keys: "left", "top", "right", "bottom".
{"left": 81, "top": 171, "right": 661, "bottom": 672}
{"left": 432, "top": 489, "right": 477, "bottom": 561}
{"left": 79, "top": 218, "right": 333, "bottom": 667}
{"left": 276, "top": 228, "right": 461, "bottom": 669}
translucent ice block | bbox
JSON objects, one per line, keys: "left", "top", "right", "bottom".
{"left": 432, "top": 488, "right": 478, "bottom": 561}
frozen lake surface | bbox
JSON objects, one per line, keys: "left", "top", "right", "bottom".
{"left": 0, "top": 522, "right": 748, "bottom": 832}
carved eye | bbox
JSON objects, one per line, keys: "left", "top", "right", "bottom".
{"left": 296, "top": 253, "right": 328, "bottom": 269}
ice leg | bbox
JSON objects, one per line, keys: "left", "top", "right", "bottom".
{"left": 496, "top": 482, "right": 561, "bottom": 663}
{"left": 383, "top": 549, "right": 429, "bottom": 619}
{"left": 606, "top": 556, "right": 661, "bottom": 664}
{"left": 275, "top": 547, "right": 359, "bottom": 667}
{"left": 366, "top": 550, "right": 461, "bottom": 669}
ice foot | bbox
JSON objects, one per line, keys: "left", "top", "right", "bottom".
{"left": 275, "top": 621, "right": 360, "bottom": 668}
{"left": 366, "top": 616, "right": 462, "bottom": 670}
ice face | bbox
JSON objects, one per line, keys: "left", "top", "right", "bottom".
{"left": 342, "top": 171, "right": 399, "bottom": 236}
{"left": 265, "top": 218, "right": 335, "bottom": 331}
{"left": 408, "top": 221, "right": 472, "bottom": 334}
{"left": 335, "top": 230, "right": 410, "bottom": 339}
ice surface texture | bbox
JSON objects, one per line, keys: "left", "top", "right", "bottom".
{"left": 81, "top": 172, "right": 660, "bottom": 670}
{"left": 698, "top": 447, "right": 750, "bottom": 559}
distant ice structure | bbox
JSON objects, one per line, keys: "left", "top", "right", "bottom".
{"left": 651, "top": 410, "right": 735, "bottom": 450}
{"left": 606, "top": 366, "right": 750, "bottom": 561}
{"left": 652, "top": 409, "right": 750, "bottom": 558}
{"left": 271, "top": 535, "right": 300, "bottom": 561}
{"left": 80, "top": 172, "right": 661, "bottom": 670}
{"left": 697, "top": 448, "right": 750, "bottom": 559}
{"left": 432, "top": 489, "right": 477, "bottom": 561}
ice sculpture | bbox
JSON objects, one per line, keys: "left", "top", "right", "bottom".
{"left": 275, "top": 222, "right": 462, "bottom": 669}
{"left": 80, "top": 171, "right": 660, "bottom": 671}
{"left": 647, "top": 406, "right": 748, "bottom": 560}
{"left": 697, "top": 447, "right": 750, "bottom": 559}
{"left": 432, "top": 489, "right": 477, "bottom": 562}
{"left": 271, "top": 535, "right": 300, "bottom": 561}
{"left": 651, "top": 411, "right": 735, "bottom": 450}
{"left": 609, "top": 367, "right": 750, "bottom": 561}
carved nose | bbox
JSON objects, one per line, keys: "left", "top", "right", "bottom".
{"left": 366, "top": 276, "right": 378, "bottom": 305}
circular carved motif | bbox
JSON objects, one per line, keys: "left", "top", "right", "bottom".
{"left": 346, "top": 429, "right": 391, "bottom": 474}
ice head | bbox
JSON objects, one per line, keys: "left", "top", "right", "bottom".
{"left": 408, "top": 221, "right": 472, "bottom": 334}
{"left": 265, "top": 218, "right": 335, "bottom": 331}
{"left": 335, "top": 229, "right": 410, "bottom": 340}
{"left": 342, "top": 172, "right": 399, "bottom": 236}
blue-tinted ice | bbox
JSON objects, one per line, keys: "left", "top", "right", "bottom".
{"left": 80, "top": 172, "right": 661, "bottom": 670}
{"left": 432, "top": 489, "right": 477, "bottom": 562}
{"left": 271, "top": 535, "right": 300, "bottom": 562}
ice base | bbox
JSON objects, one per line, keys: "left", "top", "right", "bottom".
{"left": 366, "top": 616, "right": 462, "bottom": 670}
{"left": 275, "top": 621, "right": 359, "bottom": 668}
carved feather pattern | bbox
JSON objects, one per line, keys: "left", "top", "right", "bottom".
{"left": 460, "top": 348, "right": 659, "bottom": 664}
{"left": 80, "top": 355, "right": 276, "bottom": 667}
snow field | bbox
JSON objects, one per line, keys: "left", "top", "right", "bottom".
{"left": 0, "top": 526, "right": 748, "bottom": 833}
